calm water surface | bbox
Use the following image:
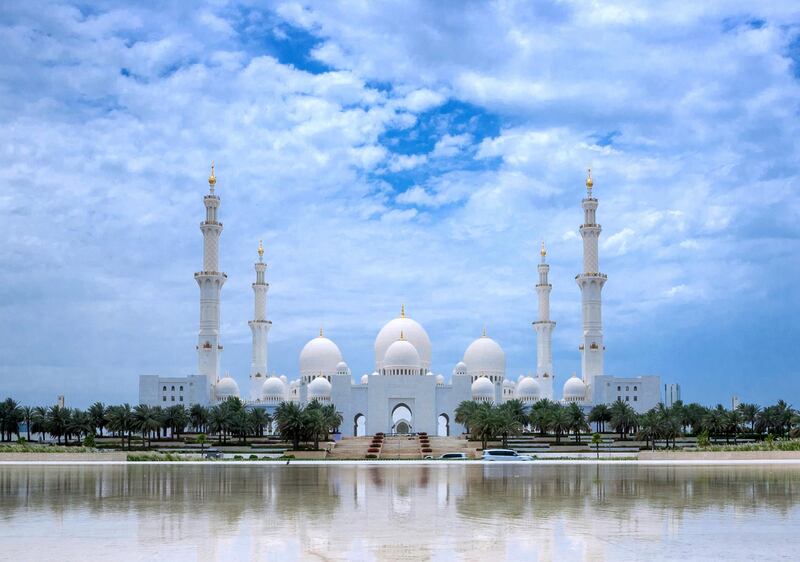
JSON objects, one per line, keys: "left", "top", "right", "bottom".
{"left": 0, "top": 463, "right": 798, "bottom": 561}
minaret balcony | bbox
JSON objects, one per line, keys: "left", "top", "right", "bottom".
{"left": 195, "top": 271, "right": 228, "bottom": 277}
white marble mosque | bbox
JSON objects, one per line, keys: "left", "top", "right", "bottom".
{"left": 139, "top": 166, "right": 661, "bottom": 436}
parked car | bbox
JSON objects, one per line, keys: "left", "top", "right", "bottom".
{"left": 424, "top": 452, "right": 469, "bottom": 460}
{"left": 482, "top": 449, "right": 533, "bottom": 461}
{"left": 202, "top": 448, "right": 223, "bottom": 459}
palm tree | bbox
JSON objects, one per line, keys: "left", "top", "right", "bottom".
{"left": 163, "top": 405, "right": 189, "bottom": 439}
{"left": 591, "top": 432, "right": 602, "bottom": 458}
{"left": 196, "top": 433, "right": 208, "bottom": 454}
{"left": 609, "top": 400, "right": 637, "bottom": 440}
{"left": 107, "top": 404, "right": 135, "bottom": 449}
{"left": 529, "top": 399, "right": 558, "bottom": 435}
{"left": 566, "top": 403, "right": 589, "bottom": 443}
{"left": 46, "top": 405, "right": 70, "bottom": 445}
{"left": 190, "top": 404, "right": 209, "bottom": 433}
{"left": 68, "top": 410, "right": 93, "bottom": 443}
{"left": 21, "top": 406, "right": 34, "bottom": 441}
{"left": 88, "top": 402, "right": 107, "bottom": 437}
{"left": 249, "top": 409, "right": 271, "bottom": 437}
{"left": 275, "top": 401, "right": 307, "bottom": 450}
{"left": 0, "top": 398, "right": 23, "bottom": 441}
{"left": 304, "top": 407, "right": 329, "bottom": 450}
{"left": 703, "top": 405, "right": 726, "bottom": 441}
{"left": 455, "top": 401, "right": 480, "bottom": 436}
{"left": 546, "top": 406, "right": 571, "bottom": 445}
{"left": 133, "top": 405, "right": 162, "bottom": 448}
{"left": 588, "top": 404, "right": 611, "bottom": 433}
{"left": 208, "top": 405, "right": 232, "bottom": 444}
{"left": 494, "top": 406, "right": 523, "bottom": 448}
{"left": 30, "top": 406, "right": 47, "bottom": 441}
{"left": 737, "top": 403, "right": 760, "bottom": 432}
{"left": 637, "top": 411, "right": 661, "bottom": 450}
{"left": 320, "top": 403, "right": 343, "bottom": 440}
{"left": 724, "top": 408, "right": 743, "bottom": 444}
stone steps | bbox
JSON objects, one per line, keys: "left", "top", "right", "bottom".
{"left": 380, "top": 435, "right": 421, "bottom": 459}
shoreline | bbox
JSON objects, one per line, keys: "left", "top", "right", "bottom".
{"left": 2, "top": 458, "right": 800, "bottom": 466}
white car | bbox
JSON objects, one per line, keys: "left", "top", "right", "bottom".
{"left": 424, "top": 452, "right": 470, "bottom": 460}
{"left": 482, "top": 449, "right": 533, "bottom": 461}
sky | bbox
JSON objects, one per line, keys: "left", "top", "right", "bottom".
{"left": 1, "top": 1, "right": 799, "bottom": 408}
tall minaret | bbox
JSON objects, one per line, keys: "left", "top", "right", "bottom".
{"left": 533, "top": 241, "right": 555, "bottom": 400}
{"left": 576, "top": 168, "right": 606, "bottom": 398}
{"left": 248, "top": 240, "right": 271, "bottom": 400}
{"left": 195, "top": 163, "right": 226, "bottom": 393}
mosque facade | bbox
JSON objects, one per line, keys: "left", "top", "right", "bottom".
{"left": 139, "top": 166, "right": 662, "bottom": 436}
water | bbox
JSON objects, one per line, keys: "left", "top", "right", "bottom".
{"left": 0, "top": 463, "right": 798, "bottom": 561}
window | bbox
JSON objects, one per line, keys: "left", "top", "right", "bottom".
{"left": 634, "top": 386, "right": 638, "bottom": 391}
{"left": 617, "top": 396, "right": 621, "bottom": 401}
{"left": 625, "top": 386, "right": 629, "bottom": 391}
{"left": 634, "top": 396, "right": 638, "bottom": 402}
{"left": 179, "top": 396, "right": 184, "bottom": 402}
{"left": 625, "top": 396, "right": 629, "bottom": 401}
{"left": 162, "top": 396, "right": 166, "bottom": 402}
{"left": 162, "top": 386, "right": 167, "bottom": 391}
{"left": 171, "top": 386, "right": 175, "bottom": 391}
{"left": 171, "top": 396, "right": 175, "bottom": 402}
{"left": 617, "top": 386, "right": 621, "bottom": 391}
{"left": 180, "top": 386, "right": 184, "bottom": 391}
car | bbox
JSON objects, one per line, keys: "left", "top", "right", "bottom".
{"left": 424, "top": 452, "right": 470, "bottom": 460}
{"left": 202, "top": 448, "right": 223, "bottom": 459}
{"left": 482, "top": 449, "right": 533, "bottom": 461}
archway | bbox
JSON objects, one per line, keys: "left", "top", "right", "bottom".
{"left": 437, "top": 413, "right": 450, "bottom": 437}
{"left": 391, "top": 404, "right": 413, "bottom": 434}
{"left": 354, "top": 414, "right": 366, "bottom": 437}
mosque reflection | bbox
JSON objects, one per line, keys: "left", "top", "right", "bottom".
{"left": 1, "top": 464, "right": 799, "bottom": 561}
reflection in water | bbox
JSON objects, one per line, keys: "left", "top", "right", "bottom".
{"left": 0, "top": 464, "right": 799, "bottom": 561}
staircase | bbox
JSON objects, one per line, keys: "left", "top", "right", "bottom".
{"left": 380, "top": 435, "right": 422, "bottom": 459}
{"left": 328, "top": 437, "right": 374, "bottom": 460}
{"left": 426, "top": 436, "right": 479, "bottom": 458}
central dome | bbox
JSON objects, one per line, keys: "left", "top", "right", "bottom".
{"left": 463, "top": 334, "right": 506, "bottom": 380}
{"left": 299, "top": 332, "right": 343, "bottom": 380}
{"left": 374, "top": 307, "right": 431, "bottom": 371}
{"left": 261, "top": 376, "right": 286, "bottom": 401}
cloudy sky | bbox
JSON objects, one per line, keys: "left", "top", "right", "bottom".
{"left": 1, "top": 1, "right": 799, "bottom": 408}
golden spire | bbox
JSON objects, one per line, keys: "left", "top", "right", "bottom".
{"left": 400, "top": 304, "right": 405, "bottom": 318}
{"left": 482, "top": 325, "right": 487, "bottom": 337}
{"left": 399, "top": 330, "right": 405, "bottom": 340}
{"left": 540, "top": 240, "right": 547, "bottom": 258}
{"left": 208, "top": 161, "right": 216, "bottom": 187}
{"left": 319, "top": 326, "right": 324, "bottom": 338}
{"left": 585, "top": 167, "right": 593, "bottom": 189}
{"left": 257, "top": 240, "right": 264, "bottom": 259}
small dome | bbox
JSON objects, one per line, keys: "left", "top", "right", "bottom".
{"left": 360, "top": 374, "right": 369, "bottom": 384}
{"left": 371, "top": 371, "right": 380, "bottom": 377}
{"left": 463, "top": 335, "right": 506, "bottom": 379}
{"left": 517, "top": 374, "right": 525, "bottom": 382}
{"left": 471, "top": 376, "right": 494, "bottom": 399}
{"left": 216, "top": 376, "right": 239, "bottom": 399}
{"left": 453, "top": 361, "right": 468, "bottom": 376}
{"left": 435, "top": 374, "right": 445, "bottom": 385}
{"left": 299, "top": 334, "right": 343, "bottom": 378}
{"left": 308, "top": 376, "right": 332, "bottom": 399}
{"left": 503, "top": 379, "right": 515, "bottom": 388}
{"left": 279, "top": 375, "right": 288, "bottom": 384}
{"left": 261, "top": 376, "right": 286, "bottom": 400}
{"left": 425, "top": 371, "right": 434, "bottom": 376}
{"left": 563, "top": 375, "right": 587, "bottom": 401}
{"left": 517, "top": 376, "right": 541, "bottom": 400}
{"left": 383, "top": 338, "right": 421, "bottom": 370}
{"left": 335, "top": 361, "right": 350, "bottom": 376}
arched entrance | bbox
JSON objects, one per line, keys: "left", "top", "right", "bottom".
{"left": 391, "top": 404, "right": 413, "bottom": 434}
{"left": 354, "top": 414, "right": 366, "bottom": 437}
{"left": 437, "top": 413, "right": 450, "bottom": 436}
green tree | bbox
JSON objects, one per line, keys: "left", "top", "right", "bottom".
{"left": 545, "top": 406, "right": 571, "bottom": 445}
{"left": 275, "top": 401, "right": 307, "bottom": 450}
{"left": 637, "top": 410, "right": 661, "bottom": 450}
{"left": 249, "top": 408, "right": 271, "bottom": 437}
{"left": 88, "top": 402, "right": 107, "bottom": 437}
{"left": 106, "top": 404, "right": 135, "bottom": 450}
{"left": 21, "top": 406, "right": 34, "bottom": 441}
{"left": 591, "top": 432, "right": 602, "bottom": 459}
{"left": 133, "top": 405, "right": 162, "bottom": 448}
{"left": 737, "top": 403, "right": 760, "bottom": 431}
{"left": 46, "top": 405, "right": 70, "bottom": 445}
{"left": 30, "top": 406, "right": 48, "bottom": 440}
{"left": 68, "top": 409, "right": 93, "bottom": 443}
{"left": 588, "top": 404, "right": 611, "bottom": 433}
{"left": 609, "top": 400, "right": 637, "bottom": 440}
{"left": 196, "top": 433, "right": 208, "bottom": 454}
{"left": 455, "top": 400, "right": 480, "bottom": 436}
{"left": 529, "top": 399, "right": 558, "bottom": 436}
{"left": 0, "top": 398, "right": 23, "bottom": 442}
{"left": 164, "top": 405, "right": 189, "bottom": 439}
{"left": 208, "top": 405, "right": 232, "bottom": 444}
{"left": 566, "top": 403, "right": 589, "bottom": 443}
{"left": 190, "top": 404, "right": 209, "bottom": 433}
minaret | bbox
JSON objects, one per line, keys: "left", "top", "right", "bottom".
{"left": 576, "top": 168, "right": 606, "bottom": 398}
{"left": 533, "top": 241, "right": 555, "bottom": 400}
{"left": 195, "top": 163, "right": 226, "bottom": 394}
{"left": 248, "top": 240, "right": 272, "bottom": 400}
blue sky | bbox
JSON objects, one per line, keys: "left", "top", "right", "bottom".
{"left": 1, "top": 1, "right": 799, "bottom": 408}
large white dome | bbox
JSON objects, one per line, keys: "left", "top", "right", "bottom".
{"left": 374, "top": 308, "right": 431, "bottom": 370}
{"left": 516, "top": 376, "right": 541, "bottom": 400}
{"left": 463, "top": 334, "right": 506, "bottom": 379}
{"left": 471, "top": 376, "right": 495, "bottom": 399}
{"left": 261, "top": 376, "right": 286, "bottom": 401}
{"left": 308, "top": 376, "right": 332, "bottom": 400}
{"left": 563, "top": 375, "right": 587, "bottom": 401}
{"left": 299, "top": 333, "right": 343, "bottom": 379}
{"left": 215, "top": 376, "right": 239, "bottom": 399}
{"left": 383, "top": 338, "right": 421, "bottom": 370}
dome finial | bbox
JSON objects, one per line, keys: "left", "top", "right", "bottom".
{"left": 257, "top": 239, "right": 264, "bottom": 260}
{"left": 209, "top": 161, "right": 216, "bottom": 189}
{"left": 319, "top": 326, "right": 324, "bottom": 338}
{"left": 540, "top": 240, "right": 546, "bottom": 258}
{"left": 585, "top": 167, "right": 593, "bottom": 190}
{"left": 400, "top": 304, "right": 405, "bottom": 318}
{"left": 399, "top": 330, "right": 405, "bottom": 340}
{"left": 482, "top": 325, "right": 487, "bottom": 337}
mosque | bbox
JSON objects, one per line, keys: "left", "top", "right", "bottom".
{"left": 139, "top": 166, "right": 661, "bottom": 436}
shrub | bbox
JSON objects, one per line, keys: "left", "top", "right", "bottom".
{"left": 83, "top": 434, "right": 96, "bottom": 448}
{"left": 421, "top": 448, "right": 432, "bottom": 453}
{"left": 365, "top": 454, "right": 377, "bottom": 459}
{"left": 233, "top": 455, "right": 243, "bottom": 460}
{"left": 368, "top": 448, "right": 379, "bottom": 453}
{"left": 248, "top": 454, "right": 258, "bottom": 460}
